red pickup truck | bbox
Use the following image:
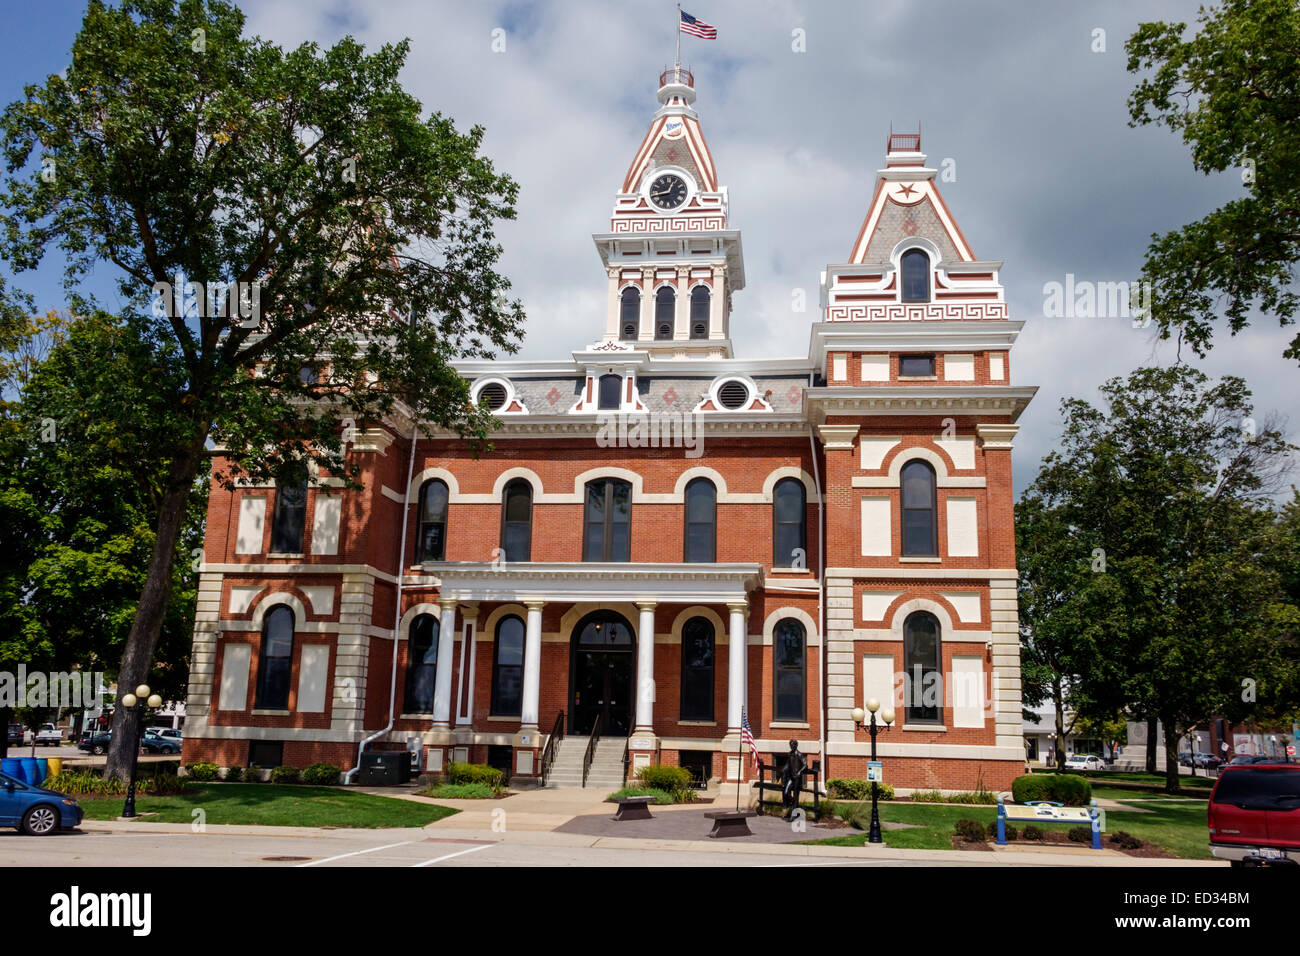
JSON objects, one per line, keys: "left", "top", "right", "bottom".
{"left": 1208, "top": 763, "right": 1300, "bottom": 866}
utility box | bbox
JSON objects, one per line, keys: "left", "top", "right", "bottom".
{"left": 356, "top": 750, "right": 409, "bottom": 786}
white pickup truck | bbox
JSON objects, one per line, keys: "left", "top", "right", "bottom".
{"left": 33, "top": 724, "right": 64, "bottom": 746}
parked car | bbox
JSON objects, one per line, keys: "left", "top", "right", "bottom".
{"left": 34, "top": 724, "right": 63, "bottom": 746}
{"left": 1208, "top": 763, "right": 1300, "bottom": 866}
{"left": 140, "top": 731, "right": 181, "bottom": 754}
{"left": 1217, "top": 754, "right": 1277, "bottom": 776}
{"left": 1064, "top": 754, "right": 1106, "bottom": 771}
{"left": 78, "top": 732, "right": 113, "bottom": 755}
{"left": 0, "top": 770, "right": 83, "bottom": 835}
{"left": 1192, "top": 752, "right": 1223, "bottom": 770}
{"left": 7, "top": 724, "right": 28, "bottom": 746}
{"left": 146, "top": 727, "right": 182, "bottom": 741}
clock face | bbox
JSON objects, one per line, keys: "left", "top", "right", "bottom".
{"left": 648, "top": 173, "right": 688, "bottom": 210}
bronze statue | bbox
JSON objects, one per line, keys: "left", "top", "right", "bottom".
{"left": 780, "top": 739, "right": 807, "bottom": 810}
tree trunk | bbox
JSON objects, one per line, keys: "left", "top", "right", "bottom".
{"left": 103, "top": 431, "right": 207, "bottom": 781}
{"left": 1053, "top": 684, "right": 1067, "bottom": 770}
{"left": 0, "top": 704, "right": 10, "bottom": 760}
{"left": 1145, "top": 714, "right": 1158, "bottom": 773}
{"left": 1162, "top": 715, "right": 1181, "bottom": 793}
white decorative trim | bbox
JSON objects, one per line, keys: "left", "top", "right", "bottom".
{"left": 471, "top": 376, "right": 527, "bottom": 415}
{"left": 760, "top": 605, "right": 821, "bottom": 647}
{"left": 398, "top": 603, "right": 443, "bottom": 638}
{"left": 669, "top": 605, "right": 728, "bottom": 646}
{"left": 249, "top": 592, "right": 308, "bottom": 628}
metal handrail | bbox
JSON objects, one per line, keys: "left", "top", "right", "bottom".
{"left": 581, "top": 713, "right": 602, "bottom": 788}
{"left": 660, "top": 66, "right": 693, "bottom": 88}
{"left": 622, "top": 730, "right": 632, "bottom": 788}
{"left": 539, "top": 711, "right": 565, "bottom": 788}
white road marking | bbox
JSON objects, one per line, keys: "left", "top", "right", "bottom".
{"left": 411, "top": 844, "right": 493, "bottom": 867}
{"left": 296, "top": 841, "right": 414, "bottom": 867}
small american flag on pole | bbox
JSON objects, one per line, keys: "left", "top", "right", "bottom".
{"left": 679, "top": 9, "right": 717, "bottom": 40}
{"left": 741, "top": 707, "right": 759, "bottom": 771}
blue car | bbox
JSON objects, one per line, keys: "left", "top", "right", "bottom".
{"left": 0, "top": 771, "right": 84, "bottom": 835}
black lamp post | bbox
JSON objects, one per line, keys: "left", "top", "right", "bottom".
{"left": 851, "top": 698, "right": 895, "bottom": 844}
{"left": 120, "top": 684, "right": 162, "bottom": 819}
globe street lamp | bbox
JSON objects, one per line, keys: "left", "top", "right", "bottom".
{"left": 120, "top": 684, "right": 162, "bottom": 819}
{"left": 851, "top": 698, "right": 895, "bottom": 844}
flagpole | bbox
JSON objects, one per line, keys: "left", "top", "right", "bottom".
{"left": 675, "top": 4, "right": 681, "bottom": 71}
{"left": 736, "top": 709, "right": 743, "bottom": 812}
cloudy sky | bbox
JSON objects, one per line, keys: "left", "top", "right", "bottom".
{"left": 4, "top": 0, "right": 1296, "bottom": 493}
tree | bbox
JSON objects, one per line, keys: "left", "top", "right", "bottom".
{"left": 0, "top": 1, "right": 525, "bottom": 777}
{"left": 1020, "top": 365, "right": 1293, "bottom": 790}
{"left": 1126, "top": 0, "right": 1300, "bottom": 363}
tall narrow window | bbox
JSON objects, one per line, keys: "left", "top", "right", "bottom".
{"left": 690, "top": 285, "right": 710, "bottom": 339}
{"left": 620, "top": 286, "right": 640, "bottom": 340}
{"left": 500, "top": 479, "right": 533, "bottom": 562}
{"left": 773, "top": 618, "right": 806, "bottom": 721}
{"left": 403, "top": 614, "right": 439, "bottom": 714}
{"left": 655, "top": 286, "right": 675, "bottom": 339}
{"left": 680, "top": 616, "right": 715, "bottom": 721}
{"left": 583, "top": 478, "right": 632, "bottom": 562}
{"left": 684, "top": 477, "right": 716, "bottom": 563}
{"left": 903, "top": 611, "right": 942, "bottom": 724}
{"left": 772, "top": 478, "right": 806, "bottom": 568}
{"left": 598, "top": 373, "right": 622, "bottom": 411}
{"left": 490, "top": 615, "right": 525, "bottom": 716}
{"left": 900, "top": 460, "right": 938, "bottom": 556}
{"left": 256, "top": 605, "right": 295, "bottom": 710}
{"left": 417, "top": 479, "right": 449, "bottom": 562}
{"left": 270, "top": 467, "right": 308, "bottom": 554}
{"left": 900, "top": 249, "right": 930, "bottom": 302}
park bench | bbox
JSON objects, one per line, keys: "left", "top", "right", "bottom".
{"left": 996, "top": 797, "right": 1104, "bottom": 848}
{"left": 611, "top": 795, "right": 655, "bottom": 821}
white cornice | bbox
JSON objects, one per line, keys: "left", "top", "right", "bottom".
{"left": 429, "top": 561, "right": 764, "bottom": 604}
{"left": 805, "top": 385, "right": 1037, "bottom": 423}
{"left": 809, "top": 320, "right": 1024, "bottom": 359}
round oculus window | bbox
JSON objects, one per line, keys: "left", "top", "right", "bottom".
{"left": 477, "top": 381, "right": 508, "bottom": 411}
{"left": 717, "top": 379, "right": 750, "bottom": 410}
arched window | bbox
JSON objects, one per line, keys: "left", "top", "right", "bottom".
{"left": 903, "top": 611, "right": 942, "bottom": 724}
{"left": 417, "top": 479, "right": 449, "bottom": 562}
{"left": 490, "top": 614, "right": 526, "bottom": 716}
{"left": 680, "top": 616, "right": 715, "bottom": 721}
{"left": 620, "top": 286, "right": 640, "bottom": 340}
{"left": 772, "top": 478, "right": 806, "bottom": 568}
{"left": 690, "top": 285, "right": 710, "bottom": 339}
{"left": 500, "top": 479, "right": 533, "bottom": 562}
{"left": 583, "top": 478, "right": 632, "bottom": 562}
{"left": 403, "top": 613, "right": 439, "bottom": 714}
{"left": 270, "top": 465, "right": 308, "bottom": 554}
{"left": 900, "top": 460, "right": 937, "bottom": 556}
{"left": 900, "top": 249, "right": 930, "bottom": 302}
{"left": 684, "top": 477, "right": 716, "bottom": 563}
{"left": 655, "top": 286, "right": 675, "bottom": 339}
{"left": 256, "top": 605, "right": 295, "bottom": 710}
{"left": 598, "top": 373, "right": 622, "bottom": 411}
{"left": 773, "top": 618, "right": 806, "bottom": 721}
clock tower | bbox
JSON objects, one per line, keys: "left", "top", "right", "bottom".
{"left": 591, "top": 67, "right": 744, "bottom": 359}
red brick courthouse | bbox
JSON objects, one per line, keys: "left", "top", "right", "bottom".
{"left": 182, "top": 70, "right": 1036, "bottom": 791}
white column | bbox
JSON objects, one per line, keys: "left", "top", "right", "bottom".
{"left": 674, "top": 267, "right": 690, "bottom": 339}
{"left": 605, "top": 266, "right": 621, "bottom": 339}
{"left": 727, "top": 601, "right": 748, "bottom": 732}
{"left": 710, "top": 265, "right": 726, "bottom": 339}
{"left": 635, "top": 601, "right": 657, "bottom": 732}
{"left": 432, "top": 599, "right": 457, "bottom": 728}
{"left": 639, "top": 267, "right": 655, "bottom": 341}
{"left": 455, "top": 610, "right": 477, "bottom": 726}
{"left": 520, "top": 600, "right": 545, "bottom": 728}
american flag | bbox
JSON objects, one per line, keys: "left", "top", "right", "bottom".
{"left": 679, "top": 10, "right": 717, "bottom": 40}
{"left": 741, "top": 707, "right": 759, "bottom": 771}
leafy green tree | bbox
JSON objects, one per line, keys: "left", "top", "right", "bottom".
{"left": 1020, "top": 365, "right": 1293, "bottom": 790}
{"left": 0, "top": 1, "right": 524, "bottom": 778}
{"left": 1126, "top": 0, "right": 1300, "bottom": 363}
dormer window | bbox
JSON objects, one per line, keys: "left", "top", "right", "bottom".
{"left": 655, "top": 287, "right": 675, "bottom": 339}
{"left": 598, "top": 373, "right": 623, "bottom": 410}
{"left": 620, "top": 287, "right": 640, "bottom": 340}
{"left": 901, "top": 249, "right": 930, "bottom": 302}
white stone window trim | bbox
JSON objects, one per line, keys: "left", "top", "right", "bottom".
{"left": 889, "top": 236, "right": 944, "bottom": 303}
{"left": 694, "top": 374, "right": 773, "bottom": 414}
{"left": 470, "top": 375, "right": 526, "bottom": 414}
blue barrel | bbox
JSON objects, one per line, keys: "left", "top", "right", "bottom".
{"left": 35, "top": 758, "right": 49, "bottom": 785}
{"left": 1, "top": 757, "right": 21, "bottom": 780}
{"left": 20, "top": 757, "right": 40, "bottom": 786}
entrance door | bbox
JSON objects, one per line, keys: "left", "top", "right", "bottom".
{"left": 570, "top": 611, "right": 635, "bottom": 736}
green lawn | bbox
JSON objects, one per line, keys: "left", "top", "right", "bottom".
{"left": 1070, "top": 770, "right": 1215, "bottom": 790}
{"left": 807, "top": 797, "right": 1212, "bottom": 858}
{"left": 77, "top": 783, "right": 459, "bottom": 828}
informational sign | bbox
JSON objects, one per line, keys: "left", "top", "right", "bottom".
{"left": 867, "top": 761, "right": 883, "bottom": 783}
{"left": 1004, "top": 803, "right": 1092, "bottom": 823}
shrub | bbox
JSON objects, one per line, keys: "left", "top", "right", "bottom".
{"left": 946, "top": 789, "right": 998, "bottom": 805}
{"left": 826, "top": 778, "right": 894, "bottom": 802}
{"left": 301, "top": 763, "right": 341, "bottom": 786}
{"left": 609, "top": 786, "right": 674, "bottom": 805}
{"left": 1023, "top": 825, "right": 1044, "bottom": 841}
{"left": 1011, "top": 773, "right": 1091, "bottom": 807}
{"left": 184, "top": 762, "right": 220, "bottom": 782}
{"left": 636, "top": 764, "right": 693, "bottom": 795}
{"left": 140, "top": 773, "right": 194, "bottom": 796}
{"left": 954, "top": 818, "right": 987, "bottom": 843}
{"left": 43, "top": 771, "right": 124, "bottom": 796}
{"left": 223, "top": 766, "right": 243, "bottom": 782}
{"left": 909, "top": 789, "right": 945, "bottom": 803}
{"left": 1110, "top": 830, "right": 1142, "bottom": 850}
{"left": 986, "top": 820, "right": 1018, "bottom": 840}
{"left": 1068, "top": 826, "right": 1093, "bottom": 843}
{"left": 446, "top": 762, "right": 505, "bottom": 793}
{"left": 270, "top": 765, "right": 300, "bottom": 784}
{"left": 424, "top": 782, "right": 495, "bottom": 799}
